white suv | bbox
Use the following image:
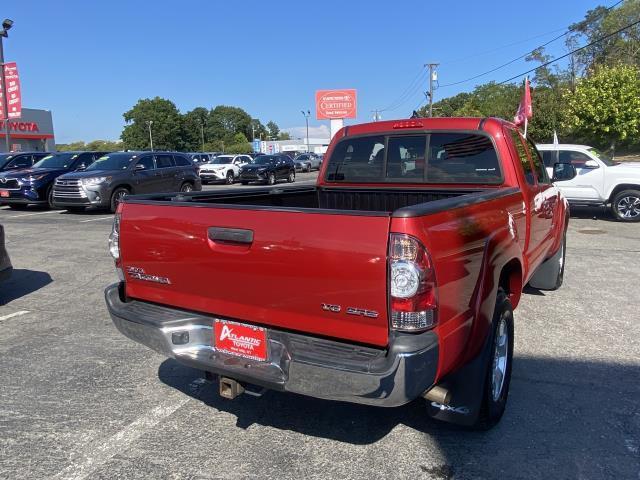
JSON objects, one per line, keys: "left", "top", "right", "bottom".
{"left": 198, "top": 154, "right": 252, "bottom": 185}
{"left": 537, "top": 144, "right": 640, "bottom": 222}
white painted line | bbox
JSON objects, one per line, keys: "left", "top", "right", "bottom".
{"left": 7, "top": 210, "right": 64, "bottom": 218}
{"left": 51, "top": 378, "right": 206, "bottom": 480}
{"left": 79, "top": 216, "right": 113, "bottom": 223}
{"left": 0, "top": 310, "right": 29, "bottom": 322}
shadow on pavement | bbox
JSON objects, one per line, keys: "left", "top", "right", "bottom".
{"left": 569, "top": 205, "right": 617, "bottom": 222}
{"left": 0, "top": 269, "right": 53, "bottom": 305}
{"left": 159, "top": 356, "right": 639, "bottom": 478}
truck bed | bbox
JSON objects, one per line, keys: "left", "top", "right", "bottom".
{"left": 125, "top": 185, "right": 488, "bottom": 216}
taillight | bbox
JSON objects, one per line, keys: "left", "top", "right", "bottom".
{"left": 109, "top": 213, "right": 124, "bottom": 281}
{"left": 389, "top": 233, "right": 438, "bottom": 331}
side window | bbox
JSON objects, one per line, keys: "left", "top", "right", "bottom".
{"left": 386, "top": 135, "right": 425, "bottom": 179}
{"left": 7, "top": 155, "right": 31, "bottom": 169}
{"left": 173, "top": 155, "right": 191, "bottom": 167}
{"left": 540, "top": 151, "right": 559, "bottom": 168}
{"left": 510, "top": 130, "right": 535, "bottom": 185}
{"left": 155, "top": 154, "right": 175, "bottom": 168}
{"left": 558, "top": 150, "right": 591, "bottom": 168}
{"left": 136, "top": 156, "right": 155, "bottom": 170}
{"left": 524, "top": 138, "right": 550, "bottom": 184}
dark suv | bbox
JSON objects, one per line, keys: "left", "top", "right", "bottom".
{"left": 0, "top": 151, "right": 104, "bottom": 209}
{"left": 0, "top": 152, "right": 51, "bottom": 174}
{"left": 53, "top": 151, "right": 202, "bottom": 212}
{"left": 238, "top": 154, "right": 296, "bottom": 185}
{"left": 0, "top": 222, "right": 11, "bottom": 282}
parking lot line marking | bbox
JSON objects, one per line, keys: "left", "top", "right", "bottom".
{"left": 6, "top": 210, "right": 64, "bottom": 218}
{"left": 79, "top": 216, "right": 113, "bottom": 223}
{"left": 51, "top": 378, "right": 206, "bottom": 480}
{"left": 0, "top": 310, "right": 29, "bottom": 322}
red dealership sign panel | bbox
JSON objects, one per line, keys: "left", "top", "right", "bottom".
{"left": 1, "top": 62, "right": 22, "bottom": 120}
{"left": 316, "top": 89, "right": 357, "bottom": 120}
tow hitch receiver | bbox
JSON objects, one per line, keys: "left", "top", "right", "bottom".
{"left": 219, "top": 377, "right": 244, "bottom": 399}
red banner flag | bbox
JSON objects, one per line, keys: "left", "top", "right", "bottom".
{"left": 514, "top": 77, "right": 532, "bottom": 129}
{"left": 2, "top": 62, "right": 22, "bottom": 119}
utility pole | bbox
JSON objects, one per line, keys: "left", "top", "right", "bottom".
{"left": 145, "top": 120, "right": 153, "bottom": 151}
{"left": 371, "top": 110, "right": 382, "bottom": 122}
{"left": 199, "top": 119, "right": 205, "bottom": 152}
{"left": 0, "top": 19, "right": 14, "bottom": 152}
{"left": 424, "top": 63, "right": 439, "bottom": 117}
{"left": 301, "top": 110, "right": 310, "bottom": 153}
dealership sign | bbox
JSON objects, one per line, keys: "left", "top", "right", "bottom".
{"left": 0, "top": 62, "right": 22, "bottom": 120}
{"left": 316, "top": 89, "right": 357, "bottom": 120}
{"left": 0, "top": 120, "right": 39, "bottom": 132}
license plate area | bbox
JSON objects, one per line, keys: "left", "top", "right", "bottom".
{"left": 213, "top": 319, "right": 268, "bottom": 361}
{"left": 0, "top": 190, "right": 9, "bottom": 198}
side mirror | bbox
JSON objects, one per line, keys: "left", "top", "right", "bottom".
{"left": 552, "top": 163, "right": 577, "bottom": 182}
{"left": 76, "top": 164, "right": 87, "bottom": 171}
{"left": 134, "top": 164, "right": 146, "bottom": 171}
{"left": 583, "top": 159, "right": 599, "bottom": 169}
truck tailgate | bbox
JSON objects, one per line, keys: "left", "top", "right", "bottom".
{"left": 120, "top": 203, "right": 392, "bottom": 346}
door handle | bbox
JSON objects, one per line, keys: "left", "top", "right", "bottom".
{"left": 208, "top": 227, "right": 254, "bottom": 245}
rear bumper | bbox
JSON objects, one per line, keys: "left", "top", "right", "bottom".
{"left": 105, "top": 283, "right": 439, "bottom": 407}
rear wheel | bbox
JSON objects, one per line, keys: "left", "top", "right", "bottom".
{"left": 473, "top": 289, "right": 514, "bottom": 430}
{"left": 611, "top": 189, "right": 640, "bottom": 222}
{"left": 180, "top": 182, "right": 194, "bottom": 193}
{"left": 287, "top": 170, "right": 295, "bottom": 183}
{"left": 225, "top": 171, "right": 234, "bottom": 185}
{"left": 47, "top": 187, "right": 55, "bottom": 209}
{"left": 241, "top": 181, "right": 249, "bottom": 185}
{"left": 110, "top": 187, "right": 128, "bottom": 213}
{"left": 267, "top": 172, "right": 276, "bottom": 185}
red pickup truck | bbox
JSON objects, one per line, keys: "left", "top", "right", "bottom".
{"left": 106, "top": 117, "right": 575, "bottom": 429}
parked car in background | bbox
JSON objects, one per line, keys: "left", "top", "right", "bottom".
{"left": 293, "top": 153, "right": 322, "bottom": 172}
{"left": 53, "top": 151, "right": 201, "bottom": 213}
{"left": 248, "top": 152, "right": 264, "bottom": 160}
{"left": 187, "top": 153, "right": 211, "bottom": 165}
{"left": 106, "top": 117, "right": 574, "bottom": 430}
{"left": 0, "top": 151, "right": 105, "bottom": 209}
{"left": 0, "top": 223, "right": 11, "bottom": 282}
{"left": 238, "top": 154, "right": 295, "bottom": 185}
{"left": 198, "top": 154, "right": 252, "bottom": 185}
{"left": 538, "top": 143, "right": 640, "bottom": 222}
{"left": 0, "top": 152, "right": 51, "bottom": 174}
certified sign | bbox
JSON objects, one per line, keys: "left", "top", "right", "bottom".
{"left": 316, "top": 89, "right": 357, "bottom": 120}
{"left": 2, "top": 62, "right": 22, "bottom": 120}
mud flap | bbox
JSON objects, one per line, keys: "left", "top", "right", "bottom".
{"left": 426, "top": 324, "right": 494, "bottom": 427}
{"left": 528, "top": 242, "right": 563, "bottom": 290}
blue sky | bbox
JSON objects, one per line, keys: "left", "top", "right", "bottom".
{"left": 4, "top": 0, "right": 604, "bottom": 143}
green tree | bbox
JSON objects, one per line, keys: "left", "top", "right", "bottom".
{"left": 225, "top": 133, "right": 251, "bottom": 154}
{"left": 86, "top": 139, "right": 123, "bottom": 151}
{"left": 278, "top": 131, "right": 291, "bottom": 140}
{"left": 266, "top": 121, "right": 280, "bottom": 139}
{"left": 250, "top": 119, "right": 269, "bottom": 140}
{"left": 564, "top": 64, "right": 640, "bottom": 150}
{"left": 208, "top": 106, "right": 253, "bottom": 145}
{"left": 56, "top": 141, "right": 86, "bottom": 151}
{"left": 121, "top": 97, "right": 185, "bottom": 151}
{"left": 183, "top": 107, "right": 209, "bottom": 151}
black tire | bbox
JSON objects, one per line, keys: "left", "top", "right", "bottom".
{"left": 551, "top": 233, "right": 566, "bottom": 290}
{"left": 225, "top": 171, "right": 234, "bottom": 185}
{"left": 267, "top": 172, "right": 276, "bottom": 185}
{"left": 110, "top": 187, "right": 129, "bottom": 213}
{"left": 305, "top": 164, "right": 311, "bottom": 173}
{"left": 180, "top": 182, "right": 194, "bottom": 193}
{"left": 287, "top": 170, "right": 295, "bottom": 183}
{"left": 201, "top": 180, "right": 208, "bottom": 185}
{"left": 473, "top": 289, "right": 514, "bottom": 430}
{"left": 8, "top": 204, "right": 27, "bottom": 210}
{"left": 611, "top": 189, "right": 640, "bottom": 222}
{"left": 47, "top": 187, "right": 55, "bottom": 209}
{"left": 241, "top": 181, "right": 249, "bottom": 185}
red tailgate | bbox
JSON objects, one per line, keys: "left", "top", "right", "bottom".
{"left": 120, "top": 203, "right": 391, "bottom": 346}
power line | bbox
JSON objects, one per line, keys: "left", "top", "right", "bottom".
{"left": 378, "top": 66, "right": 428, "bottom": 112}
{"left": 496, "top": 16, "right": 640, "bottom": 85}
{"left": 437, "top": 0, "right": 624, "bottom": 89}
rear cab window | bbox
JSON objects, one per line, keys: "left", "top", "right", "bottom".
{"left": 325, "top": 132, "right": 502, "bottom": 184}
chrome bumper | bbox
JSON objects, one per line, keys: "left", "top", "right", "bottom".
{"left": 105, "top": 283, "right": 438, "bottom": 407}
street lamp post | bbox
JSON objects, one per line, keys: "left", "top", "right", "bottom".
{"left": 0, "top": 19, "right": 14, "bottom": 152}
{"left": 145, "top": 120, "right": 154, "bottom": 151}
{"left": 199, "top": 119, "right": 205, "bottom": 152}
{"left": 301, "top": 110, "right": 310, "bottom": 154}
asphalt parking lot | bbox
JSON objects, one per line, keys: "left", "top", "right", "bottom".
{"left": 0, "top": 179, "right": 638, "bottom": 479}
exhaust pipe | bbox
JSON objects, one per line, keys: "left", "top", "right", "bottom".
{"left": 422, "top": 385, "right": 451, "bottom": 405}
{"left": 219, "top": 376, "right": 245, "bottom": 399}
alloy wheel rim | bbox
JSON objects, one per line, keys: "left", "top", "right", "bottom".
{"left": 116, "top": 191, "right": 127, "bottom": 202}
{"left": 182, "top": 184, "right": 193, "bottom": 192}
{"left": 617, "top": 196, "right": 640, "bottom": 218}
{"left": 491, "top": 316, "right": 509, "bottom": 402}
